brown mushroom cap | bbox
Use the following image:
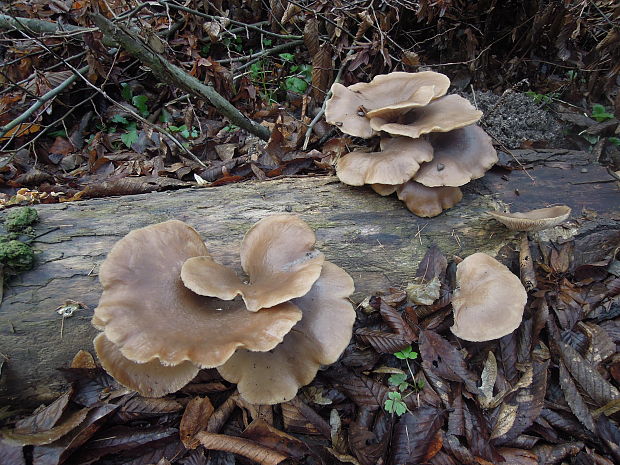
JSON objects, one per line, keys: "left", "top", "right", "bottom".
{"left": 94, "top": 333, "right": 200, "bottom": 397}
{"left": 336, "top": 137, "right": 434, "bottom": 186}
{"left": 181, "top": 215, "right": 324, "bottom": 311}
{"left": 413, "top": 125, "right": 497, "bottom": 187}
{"left": 94, "top": 220, "right": 303, "bottom": 368}
{"left": 450, "top": 252, "right": 527, "bottom": 342}
{"left": 488, "top": 206, "right": 571, "bottom": 232}
{"left": 371, "top": 184, "right": 398, "bottom": 196}
{"left": 369, "top": 95, "right": 483, "bottom": 139}
{"left": 325, "top": 71, "right": 450, "bottom": 138}
{"left": 217, "top": 262, "right": 355, "bottom": 404}
{"left": 396, "top": 181, "right": 463, "bottom": 217}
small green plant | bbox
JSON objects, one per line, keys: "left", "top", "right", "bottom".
{"left": 525, "top": 91, "right": 558, "bottom": 105}
{"left": 222, "top": 123, "right": 240, "bottom": 133}
{"left": 169, "top": 124, "right": 199, "bottom": 139}
{"left": 384, "top": 391, "right": 407, "bottom": 416}
{"left": 591, "top": 104, "right": 614, "bottom": 123}
{"left": 394, "top": 345, "right": 418, "bottom": 360}
{"left": 608, "top": 137, "right": 620, "bottom": 147}
{"left": 110, "top": 115, "right": 138, "bottom": 149}
{"left": 388, "top": 373, "right": 409, "bottom": 391}
{"left": 132, "top": 95, "right": 149, "bottom": 117}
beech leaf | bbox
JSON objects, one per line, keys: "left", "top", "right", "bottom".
{"left": 389, "top": 407, "right": 445, "bottom": 465}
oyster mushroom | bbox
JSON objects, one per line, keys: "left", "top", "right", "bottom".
{"left": 488, "top": 206, "right": 571, "bottom": 232}
{"left": 336, "top": 136, "right": 433, "bottom": 186}
{"left": 93, "top": 217, "right": 355, "bottom": 403}
{"left": 396, "top": 181, "right": 463, "bottom": 218}
{"left": 325, "top": 71, "right": 450, "bottom": 138}
{"left": 450, "top": 253, "right": 527, "bottom": 342}
{"left": 217, "top": 262, "right": 355, "bottom": 404}
{"left": 181, "top": 215, "right": 324, "bottom": 311}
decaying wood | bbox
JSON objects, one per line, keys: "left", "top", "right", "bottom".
{"left": 0, "top": 152, "right": 618, "bottom": 404}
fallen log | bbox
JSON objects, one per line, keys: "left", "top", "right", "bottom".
{"left": 0, "top": 151, "right": 618, "bottom": 405}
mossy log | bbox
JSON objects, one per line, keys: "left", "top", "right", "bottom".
{"left": 1, "top": 150, "right": 618, "bottom": 405}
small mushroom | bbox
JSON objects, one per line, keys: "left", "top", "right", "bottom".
{"left": 181, "top": 215, "right": 325, "bottom": 311}
{"left": 396, "top": 181, "right": 463, "bottom": 217}
{"left": 369, "top": 95, "right": 483, "bottom": 139}
{"left": 413, "top": 125, "right": 498, "bottom": 187}
{"left": 488, "top": 206, "right": 571, "bottom": 232}
{"left": 336, "top": 136, "right": 433, "bottom": 186}
{"left": 450, "top": 253, "right": 527, "bottom": 342}
{"left": 325, "top": 71, "right": 450, "bottom": 138}
{"left": 371, "top": 184, "right": 398, "bottom": 196}
{"left": 217, "top": 262, "right": 355, "bottom": 404}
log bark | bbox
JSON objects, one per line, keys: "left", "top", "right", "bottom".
{"left": 0, "top": 151, "right": 618, "bottom": 405}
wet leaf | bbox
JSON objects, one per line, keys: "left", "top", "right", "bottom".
{"left": 117, "top": 396, "right": 183, "bottom": 422}
{"left": 242, "top": 419, "right": 309, "bottom": 461}
{"left": 596, "top": 415, "right": 620, "bottom": 462}
{"left": 122, "top": 440, "right": 186, "bottom": 465}
{"left": 31, "top": 403, "right": 118, "bottom": 465}
{"left": 533, "top": 441, "right": 583, "bottom": 465}
{"left": 180, "top": 396, "right": 214, "bottom": 449}
{"left": 348, "top": 412, "right": 390, "bottom": 465}
{"left": 492, "top": 359, "right": 549, "bottom": 443}
{"left": 14, "top": 389, "right": 73, "bottom": 434}
{"left": 389, "top": 406, "right": 445, "bottom": 465}
{"left": 331, "top": 369, "right": 389, "bottom": 411}
{"left": 496, "top": 447, "right": 538, "bottom": 465}
{"left": 558, "top": 361, "right": 595, "bottom": 431}
{"left": 3, "top": 408, "right": 89, "bottom": 446}
{"left": 78, "top": 425, "right": 178, "bottom": 456}
{"left": 196, "top": 432, "right": 287, "bottom": 465}
{"left": 379, "top": 301, "right": 417, "bottom": 342}
{"left": 556, "top": 340, "right": 620, "bottom": 406}
{"left": 281, "top": 397, "right": 331, "bottom": 438}
{"left": 419, "top": 330, "right": 480, "bottom": 395}
{"left": 0, "top": 438, "right": 25, "bottom": 465}
{"left": 355, "top": 328, "right": 411, "bottom": 354}
{"left": 206, "top": 393, "right": 237, "bottom": 434}
{"left": 415, "top": 245, "right": 447, "bottom": 281}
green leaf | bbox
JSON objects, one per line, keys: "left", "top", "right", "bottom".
{"left": 394, "top": 345, "right": 418, "bottom": 360}
{"left": 121, "top": 123, "right": 138, "bottom": 148}
{"left": 181, "top": 129, "right": 190, "bottom": 138}
{"left": 279, "top": 53, "right": 294, "bottom": 62}
{"left": 111, "top": 115, "right": 129, "bottom": 125}
{"left": 388, "top": 373, "right": 408, "bottom": 386}
{"left": 384, "top": 392, "right": 407, "bottom": 416}
{"left": 120, "top": 83, "right": 133, "bottom": 101}
{"left": 262, "top": 38, "right": 272, "bottom": 47}
{"left": 608, "top": 137, "right": 620, "bottom": 147}
{"left": 132, "top": 95, "right": 149, "bottom": 117}
{"left": 284, "top": 76, "right": 308, "bottom": 93}
{"left": 159, "top": 108, "right": 172, "bottom": 123}
{"left": 591, "top": 104, "right": 614, "bottom": 123}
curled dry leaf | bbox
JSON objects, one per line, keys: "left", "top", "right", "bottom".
{"left": 3, "top": 409, "right": 89, "bottom": 446}
{"left": 180, "top": 396, "right": 215, "bottom": 449}
{"left": 195, "top": 431, "right": 288, "bottom": 465}
{"left": 281, "top": 397, "right": 331, "bottom": 439}
{"left": 242, "top": 419, "right": 310, "bottom": 462}
{"left": 14, "top": 389, "right": 73, "bottom": 434}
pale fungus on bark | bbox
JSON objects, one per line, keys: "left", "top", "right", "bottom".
{"left": 92, "top": 216, "right": 355, "bottom": 404}
{"left": 450, "top": 253, "right": 527, "bottom": 342}
{"left": 325, "top": 70, "right": 497, "bottom": 217}
{"left": 488, "top": 206, "right": 572, "bottom": 232}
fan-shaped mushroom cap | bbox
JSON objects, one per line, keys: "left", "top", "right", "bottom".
{"left": 94, "top": 334, "right": 200, "bottom": 397}
{"left": 181, "top": 215, "right": 324, "bottom": 311}
{"left": 336, "top": 137, "right": 434, "bottom": 186}
{"left": 217, "top": 262, "right": 355, "bottom": 404}
{"left": 370, "top": 95, "right": 483, "bottom": 139}
{"left": 450, "top": 253, "right": 527, "bottom": 342}
{"left": 488, "top": 206, "right": 571, "bottom": 232}
{"left": 371, "top": 184, "right": 398, "bottom": 196}
{"left": 325, "top": 71, "right": 450, "bottom": 138}
{"left": 396, "top": 181, "right": 463, "bottom": 217}
{"left": 94, "top": 220, "right": 303, "bottom": 368}
{"left": 413, "top": 125, "right": 497, "bottom": 187}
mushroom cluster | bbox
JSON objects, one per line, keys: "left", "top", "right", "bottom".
{"left": 92, "top": 216, "right": 355, "bottom": 405}
{"left": 325, "top": 71, "right": 498, "bottom": 217}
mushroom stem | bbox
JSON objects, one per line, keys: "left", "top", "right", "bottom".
{"left": 519, "top": 233, "right": 537, "bottom": 291}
